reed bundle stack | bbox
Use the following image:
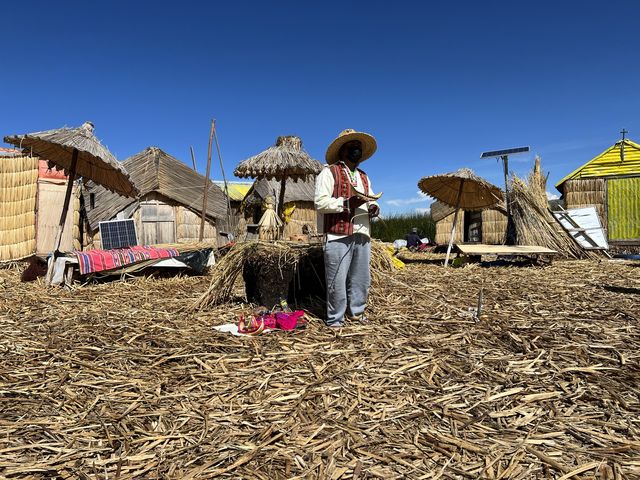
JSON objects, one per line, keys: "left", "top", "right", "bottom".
{"left": 510, "top": 158, "right": 598, "bottom": 259}
{"left": 194, "top": 240, "right": 394, "bottom": 309}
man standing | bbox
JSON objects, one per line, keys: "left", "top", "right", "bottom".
{"left": 314, "top": 129, "right": 380, "bottom": 328}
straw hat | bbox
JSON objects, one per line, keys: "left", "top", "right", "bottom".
{"left": 325, "top": 129, "right": 377, "bottom": 165}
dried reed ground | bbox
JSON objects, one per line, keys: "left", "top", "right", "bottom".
{"left": 0, "top": 259, "right": 639, "bottom": 479}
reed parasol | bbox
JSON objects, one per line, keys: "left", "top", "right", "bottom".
{"left": 234, "top": 136, "right": 322, "bottom": 232}
{"left": 418, "top": 168, "right": 503, "bottom": 267}
{"left": 4, "top": 122, "right": 138, "bottom": 253}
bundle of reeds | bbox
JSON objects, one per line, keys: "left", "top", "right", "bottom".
{"left": 510, "top": 158, "right": 598, "bottom": 259}
{"left": 194, "top": 239, "right": 394, "bottom": 309}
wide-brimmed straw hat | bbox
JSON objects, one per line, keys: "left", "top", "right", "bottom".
{"left": 325, "top": 128, "right": 377, "bottom": 165}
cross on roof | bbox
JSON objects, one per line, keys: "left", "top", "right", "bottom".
{"left": 621, "top": 128, "right": 628, "bottom": 141}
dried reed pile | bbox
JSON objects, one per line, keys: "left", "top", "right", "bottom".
{"left": 510, "top": 159, "right": 598, "bottom": 259}
{"left": 194, "top": 240, "right": 394, "bottom": 309}
{"left": 1, "top": 257, "right": 639, "bottom": 478}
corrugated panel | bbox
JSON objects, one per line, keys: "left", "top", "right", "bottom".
{"left": 556, "top": 140, "right": 640, "bottom": 190}
{"left": 607, "top": 177, "right": 640, "bottom": 241}
{"left": 213, "top": 181, "right": 253, "bottom": 202}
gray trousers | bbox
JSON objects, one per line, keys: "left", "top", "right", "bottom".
{"left": 324, "top": 234, "right": 371, "bottom": 325}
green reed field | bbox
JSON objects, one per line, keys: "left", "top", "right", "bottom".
{"left": 371, "top": 212, "right": 435, "bottom": 243}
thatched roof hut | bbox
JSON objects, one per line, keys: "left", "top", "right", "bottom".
{"left": 1, "top": 150, "right": 82, "bottom": 261}
{"left": 555, "top": 137, "right": 640, "bottom": 249}
{"left": 431, "top": 199, "right": 507, "bottom": 245}
{"left": 234, "top": 136, "right": 322, "bottom": 224}
{"left": 242, "top": 176, "right": 317, "bottom": 240}
{"left": 83, "top": 147, "right": 229, "bottom": 247}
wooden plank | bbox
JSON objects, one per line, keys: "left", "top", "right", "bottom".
{"left": 455, "top": 244, "right": 557, "bottom": 255}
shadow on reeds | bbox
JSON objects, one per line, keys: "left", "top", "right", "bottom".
{"left": 602, "top": 285, "right": 640, "bottom": 295}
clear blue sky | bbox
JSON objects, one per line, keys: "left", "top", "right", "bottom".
{"left": 2, "top": 1, "right": 638, "bottom": 214}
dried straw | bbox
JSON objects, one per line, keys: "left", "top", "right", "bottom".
{"left": 1, "top": 256, "right": 639, "bottom": 478}
{"left": 234, "top": 136, "right": 322, "bottom": 181}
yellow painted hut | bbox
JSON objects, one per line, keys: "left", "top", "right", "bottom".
{"left": 555, "top": 138, "right": 640, "bottom": 248}
{"left": 83, "top": 147, "right": 229, "bottom": 248}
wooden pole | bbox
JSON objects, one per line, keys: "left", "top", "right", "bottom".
{"left": 199, "top": 120, "right": 215, "bottom": 242}
{"left": 444, "top": 180, "right": 465, "bottom": 268}
{"left": 278, "top": 177, "right": 286, "bottom": 239}
{"left": 190, "top": 146, "right": 197, "bottom": 171}
{"left": 211, "top": 120, "right": 233, "bottom": 231}
{"left": 53, "top": 148, "right": 79, "bottom": 252}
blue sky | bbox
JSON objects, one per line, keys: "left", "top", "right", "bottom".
{"left": 1, "top": 1, "right": 638, "bottom": 214}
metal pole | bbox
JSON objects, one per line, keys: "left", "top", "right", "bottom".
{"left": 199, "top": 120, "right": 214, "bottom": 242}
{"left": 502, "top": 155, "right": 516, "bottom": 245}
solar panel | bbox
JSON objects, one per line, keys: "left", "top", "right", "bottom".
{"left": 480, "top": 146, "right": 530, "bottom": 158}
{"left": 99, "top": 219, "right": 138, "bottom": 250}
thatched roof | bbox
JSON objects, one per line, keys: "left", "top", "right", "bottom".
{"left": 418, "top": 168, "right": 503, "bottom": 211}
{"left": 84, "top": 147, "right": 228, "bottom": 230}
{"left": 4, "top": 122, "right": 137, "bottom": 198}
{"left": 244, "top": 176, "right": 316, "bottom": 206}
{"left": 234, "top": 136, "right": 322, "bottom": 180}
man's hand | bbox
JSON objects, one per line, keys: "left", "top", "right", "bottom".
{"left": 344, "top": 195, "right": 367, "bottom": 213}
{"left": 368, "top": 204, "right": 380, "bottom": 218}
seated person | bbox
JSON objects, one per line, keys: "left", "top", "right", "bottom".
{"left": 405, "top": 227, "right": 422, "bottom": 250}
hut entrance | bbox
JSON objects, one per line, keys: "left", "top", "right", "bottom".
{"left": 464, "top": 210, "right": 482, "bottom": 243}
{"left": 139, "top": 193, "right": 176, "bottom": 245}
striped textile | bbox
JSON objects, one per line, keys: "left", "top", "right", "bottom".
{"left": 75, "top": 245, "right": 179, "bottom": 275}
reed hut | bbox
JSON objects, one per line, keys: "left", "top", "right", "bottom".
{"left": 234, "top": 135, "right": 322, "bottom": 239}
{"left": 431, "top": 200, "right": 507, "bottom": 245}
{"left": 1, "top": 149, "right": 82, "bottom": 261}
{"left": 83, "top": 147, "right": 228, "bottom": 248}
{"left": 555, "top": 137, "right": 640, "bottom": 248}
{"left": 242, "top": 176, "right": 317, "bottom": 240}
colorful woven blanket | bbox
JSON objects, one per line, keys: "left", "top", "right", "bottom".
{"left": 75, "top": 246, "right": 179, "bottom": 275}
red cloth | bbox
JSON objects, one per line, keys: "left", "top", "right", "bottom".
{"left": 75, "top": 246, "right": 179, "bottom": 275}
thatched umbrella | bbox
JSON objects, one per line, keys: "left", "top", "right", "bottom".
{"left": 4, "top": 121, "right": 138, "bottom": 252}
{"left": 418, "top": 168, "right": 503, "bottom": 266}
{"left": 234, "top": 136, "right": 322, "bottom": 231}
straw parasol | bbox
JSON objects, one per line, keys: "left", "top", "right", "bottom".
{"left": 4, "top": 122, "right": 138, "bottom": 253}
{"left": 418, "top": 168, "right": 503, "bottom": 266}
{"left": 234, "top": 136, "right": 322, "bottom": 231}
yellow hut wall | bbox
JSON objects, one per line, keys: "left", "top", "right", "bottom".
{"left": 607, "top": 177, "right": 640, "bottom": 241}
